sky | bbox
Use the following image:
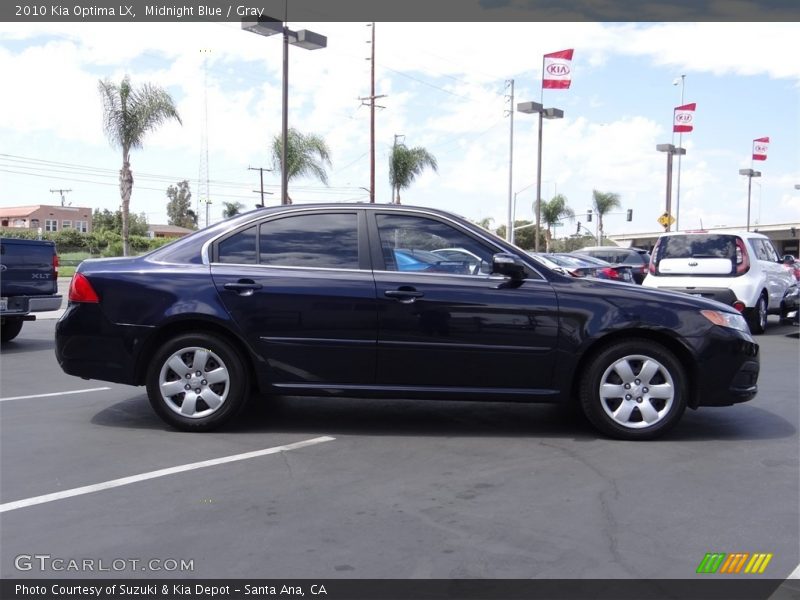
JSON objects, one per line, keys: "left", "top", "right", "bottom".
{"left": 0, "top": 20, "right": 798, "bottom": 239}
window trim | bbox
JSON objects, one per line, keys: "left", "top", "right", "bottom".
{"left": 210, "top": 209, "right": 368, "bottom": 271}
{"left": 366, "top": 210, "right": 546, "bottom": 281}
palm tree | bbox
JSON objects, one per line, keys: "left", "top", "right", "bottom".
{"left": 222, "top": 201, "right": 244, "bottom": 219}
{"left": 271, "top": 128, "right": 332, "bottom": 204}
{"left": 540, "top": 194, "right": 574, "bottom": 252}
{"left": 592, "top": 189, "right": 621, "bottom": 244}
{"left": 98, "top": 76, "right": 181, "bottom": 256}
{"left": 389, "top": 144, "right": 438, "bottom": 204}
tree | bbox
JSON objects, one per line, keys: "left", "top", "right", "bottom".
{"left": 592, "top": 189, "right": 621, "bottom": 244}
{"left": 540, "top": 193, "right": 575, "bottom": 252}
{"left": 389, "top": 144, "right": 438, "bottom": 204}
{"left": 98, "top": 75, "right": 182, "bottom": 256}
{"left": 473, "top": 217, "right": 495, "bottom": 233}
{"left": 92, "top": 208, "right": 149, "bottom": 237}
{"left": 271, "top": 128, "right": 332, "bottom": 203}
{"left": 495, "top": 221, "right": 543, "bottom": 251}
{"left": 222, "top": 201, "right": 244, "bottom": 219}
{"left": 166, "top": 180, "right": 197, "bottom": 229}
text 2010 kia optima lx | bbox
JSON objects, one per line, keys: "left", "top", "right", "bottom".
{"left": 55, "top": 204, "right": 759, "bottom": 440}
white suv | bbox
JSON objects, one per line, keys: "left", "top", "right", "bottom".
{"left": 643, "top": 231, "right": 794, "bottom": 334}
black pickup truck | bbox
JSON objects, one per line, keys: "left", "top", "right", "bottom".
{"left": 1, "top": 237, "right": 63, "bottom": 342}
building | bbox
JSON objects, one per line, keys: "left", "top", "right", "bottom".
{"left": 147, "top": 224, "right": 195, "bottom": 239}
{"left": 0, "top": 204, "right": 93, "bottom": 233}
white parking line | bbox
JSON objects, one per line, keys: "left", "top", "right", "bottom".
{"left": 0, "top": 436, "right": 335, "bottom": 513}
{"left": 0, "top": 387, "right": 112, "bottom": 402}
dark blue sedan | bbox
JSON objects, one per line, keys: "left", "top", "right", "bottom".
{"left": 55, "top": 204, "right": 759, "bottom": 440}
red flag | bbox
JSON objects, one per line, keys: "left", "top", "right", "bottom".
{"left": 673, "top": 103, "right": 696, "bottom": 133}
{"left": 752, "top": 137, "right": 769, "bottom": 161}
{"left": 543, "top": 49, "right": 574, "bottom": 89}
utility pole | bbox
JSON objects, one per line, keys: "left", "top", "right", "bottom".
{"left": 198, "top": 48, "right": 211, "bottom": 226}
{"left": 358, "top": 22, "right": 386, "bottom": 203}
{"left": 49, "top": 189, "right": 72, "bottom": 207}
{"left": 248, "top": 166, "right": 273, "bottom": 206}
{"left": 505, "top": 79, "right": 515, "bottom": 243}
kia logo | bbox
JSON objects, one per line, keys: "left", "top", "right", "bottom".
{"left": 546, "top": 63, "right": 570, "bottom": 76}
{"left": 755, "top": 144, "right": 767, "bottom": 153}
{"left": 689, "top": 261, "right": 698, "bottom": 266}
{"left": 676, "top": 113, "right": 693, "bottom": 123}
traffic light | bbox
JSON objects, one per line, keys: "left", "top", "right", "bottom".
{"left": 626, "top": 209, "right": 633, "bottom": 222}
{"left": 576, "top": 221, "right": 581, "bottom": 235}
{"left": 586, "top": 209, "right": 592, "bottom": 222}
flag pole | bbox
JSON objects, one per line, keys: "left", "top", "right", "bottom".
{"left": 675, "top": 74, "right": 685, "bottom": 231}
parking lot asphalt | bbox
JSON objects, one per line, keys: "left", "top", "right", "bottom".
{"left": 0, "top": 315, "right": 798, "bottom": 582}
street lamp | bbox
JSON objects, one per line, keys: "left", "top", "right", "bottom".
{"left": 739, "top": 168, "right": 761, "bottom": 232}
{"left": 242, "top": 17, "right": 327, "bottom": 205}
{"left": 518, "top": 101, "right": 564, "bottom": 252}
{"left": 656, "top": 143, "right": 686, "bottom": 231}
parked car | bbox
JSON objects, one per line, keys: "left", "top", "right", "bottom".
{"left": 1, "top": 237, "right": 63, "bottom": 342}
{"left": 431, "top": 247, "right": 488, "bottom": 274}
{"left": 55, "top": 204, "right": 759, "bottom": 440}
{"left": 530, "top": 253, "right": 634, "bottom": 283}
{"left": 573, "top": 246, "right": 651, "bottom": 284}
{"left": 780, "top": 284, "right": 799, "bottom": 325}
{"left": 643, "top": 230, "right": 794, "bottom": 334}
{"left": 781, "top": 255, "right": 800, "bottom": 282}
{"left": 392, "top": 248, "right": 469, "bottom": 274}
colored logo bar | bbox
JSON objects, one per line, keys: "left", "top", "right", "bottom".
{"left": 697, "top": 553, "right": 773, "bottom": 574}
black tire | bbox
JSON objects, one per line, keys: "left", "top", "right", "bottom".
{"left": 1, "top": 317, "right": 24, "bottom": 343}
{"left": 746, "top": 295, "right": 768, "bottom": 335}
{"left": 579, "top": 340, "right": 687, "bottom": 440}
{"left": 145, "top": 333, "right": 250, "bottom": 431}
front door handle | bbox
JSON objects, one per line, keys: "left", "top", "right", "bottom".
{"left": 224, "top": 280, "right": 262, "bottom": 296}
{"left": 384, "top": 288, "right": 424, "bottom": 303}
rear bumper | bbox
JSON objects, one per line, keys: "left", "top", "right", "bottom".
{"left": 55, "top": 303, "right": 152, "bottom": 385}
{"left": 655, "top": 287, "right": 738, "bottom": 307}
{"left": 1, "top": 294, "right": 62, "bottom": 315}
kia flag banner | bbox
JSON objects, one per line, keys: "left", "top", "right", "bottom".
{"left": 752, "top": 137, "right": 769, "bottom": 161}
{"left": 673, "top": 103, "right": 696, "bottom": 133}
{"left": 543, "top": 49, "right": 574, "bottom": 89}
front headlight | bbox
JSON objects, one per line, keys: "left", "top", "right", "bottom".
{"left": 700, "top": 309, "right": 750, "bottom": 333}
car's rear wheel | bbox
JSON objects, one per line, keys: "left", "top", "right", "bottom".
{"left": 146, "top": 333, "right": 249, "bottom": 431}
{"left": 746, "top": 295, "right": 768, "bottom": 335}
{"left": 1, "top": 317, "right": 24, "bottom": 343}
{"left": 579, "top": 340, "right": 687, "bottom": 440}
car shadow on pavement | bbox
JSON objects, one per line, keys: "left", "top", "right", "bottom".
{"left": 90, "top": 393, "right": 795, "bottom": 442}
{"left": 90, "top": 394, "right": 600, "bottom": 440}
{"left": 0, "top": 337, "right": 55, "bottom": 354}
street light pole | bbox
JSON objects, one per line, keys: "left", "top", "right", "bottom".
{"left": 739, "top": 168, "right": 761, "bottom": 232}
{"left": 242, "top": 17, "right": 326, "bottom": 206}
{"left": 517, "top": 102, "right": 563, "bottom": 252}
{"left": 656, "top": 144, "right": 686, "bottom": 231}
{"left": 281, "top": 26, "right": 290, "bottom": 204}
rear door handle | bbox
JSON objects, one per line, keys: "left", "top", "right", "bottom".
{"left": 384, "top": 289, "right": 424, "bottom": 303}
{"left": 224, "top": 280, "right": 262, "bottom": 296}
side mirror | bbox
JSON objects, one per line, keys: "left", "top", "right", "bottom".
{"left": 491, "top": 253, "right": 526, "bottom": 281}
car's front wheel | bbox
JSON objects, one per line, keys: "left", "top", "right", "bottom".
{"left": 579, "top": 340, "right": 687, "bottom": 440}
{"left": 146, "top": 333, "right": 249, "bottom": 431}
